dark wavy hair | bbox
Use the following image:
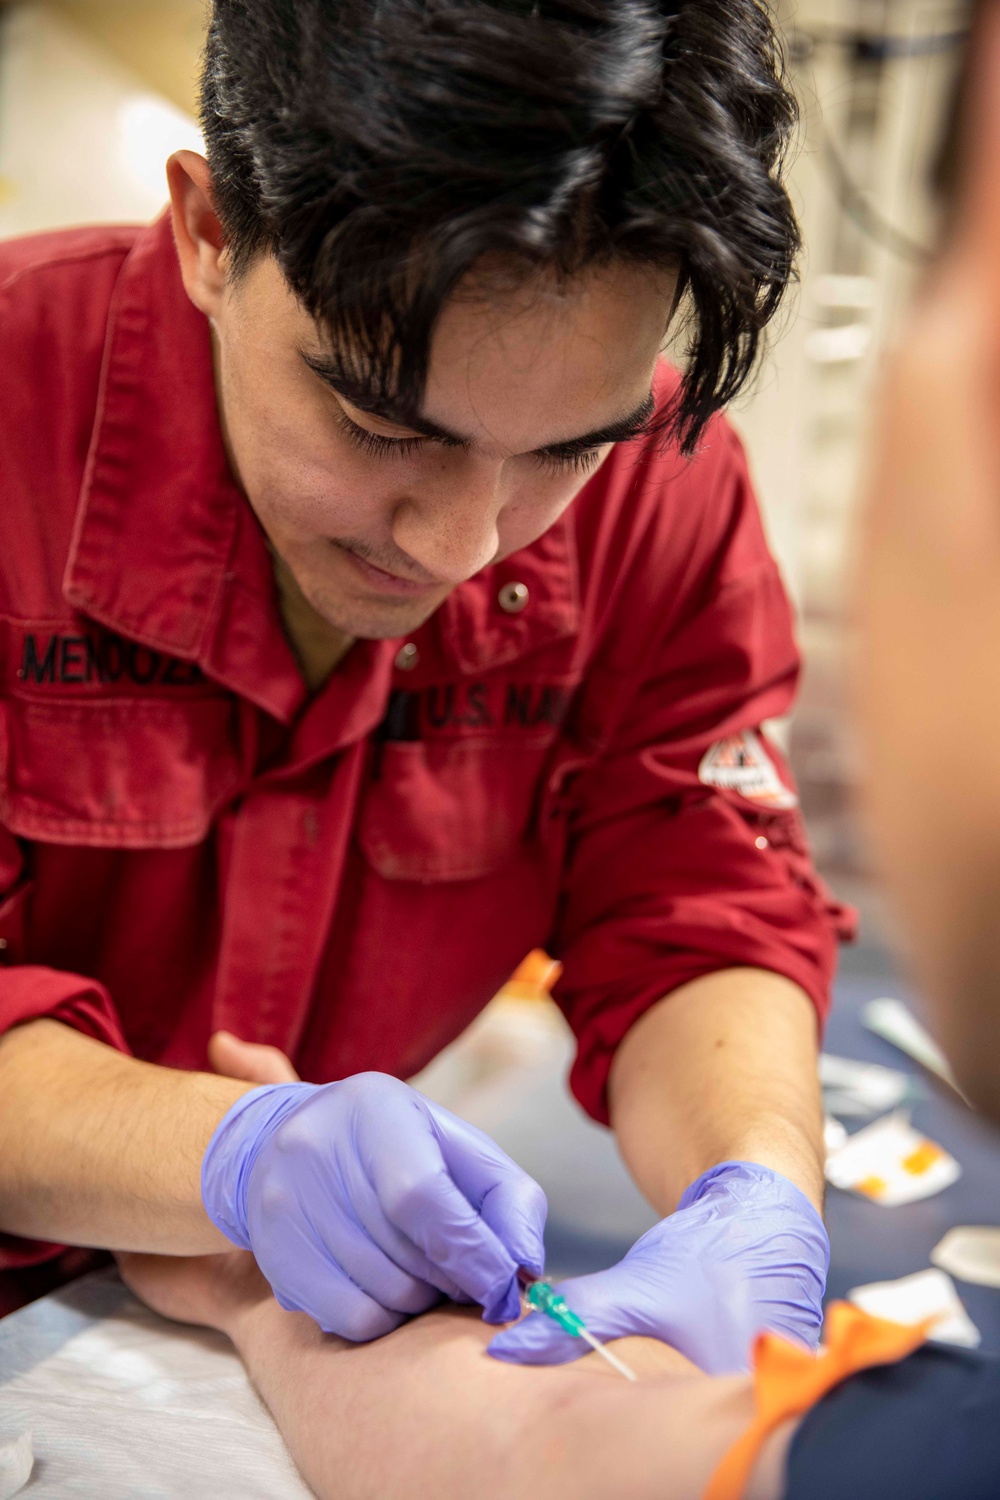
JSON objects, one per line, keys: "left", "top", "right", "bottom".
{"left": 201, "top": 0, "right": 800, "bottom": 453}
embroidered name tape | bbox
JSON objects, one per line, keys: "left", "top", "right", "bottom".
{"left": 14, "top": 630, "right": 205, "bottom": 691}
{"left": 698, "top": 729, "right": 798, "bottom": 810}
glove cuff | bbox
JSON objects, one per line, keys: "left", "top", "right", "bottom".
{"left": 201, "top": 1082, "right": 319, "bottom": 1248}
{"left": 679, "top": 1161, "right": 829, "bottom": 1248}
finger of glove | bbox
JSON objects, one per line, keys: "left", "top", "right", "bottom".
{"left": 487, "top": 1309, "right": 588, "bottom": 1365}
{"left": 363, "top": 1102, "right": 522, "bottom": 1314}
{"left": 311, "top": 1210, "right": 445, "bottom": 1318}
{"left": 478, "top": 1176, "right": 547, "bottom": 1281}
{"left": 351, "top": 1191, "right": 468, "bottom": 1305}
{"left": 246, "top": 1166, "right": 443, "bottom": 1320}
{"left": 373, "top": 1156, "right": 519, "bottom": 1320}
{"left": 260, "top": 1241, "right": 408, "bottom": 1341}
{"left": 487, "top": 1266, "right": 641, "bottom": 1366}
{"left": 430, "top": 1109, "right": 547, "bottom": 1278}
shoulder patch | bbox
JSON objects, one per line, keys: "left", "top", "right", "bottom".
{"left": 698, "top": 729, "right": 798, "bottom": 810}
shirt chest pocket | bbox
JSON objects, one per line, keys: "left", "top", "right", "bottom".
{"left": 0, "top": 697, "right": 244, "bottom": 848}
{"left": 358, "top": 739, "right": 558, "bottom": 883}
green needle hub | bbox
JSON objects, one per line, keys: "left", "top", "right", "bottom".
{"left": 525, "top": 1279, "right": 586, "bottom": 1338}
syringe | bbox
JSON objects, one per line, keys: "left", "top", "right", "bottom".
{"left": 516, "top": 1269, "right": 637, "bottom": 1382}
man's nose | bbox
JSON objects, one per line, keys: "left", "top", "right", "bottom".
{"left": 391, "top": 455, "right": 507, "bottom": 586}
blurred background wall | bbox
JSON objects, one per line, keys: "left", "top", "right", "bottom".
{"left": 0, "top": 0, "right": 967, "bottom": 938}
{"left": 756, "top": 0, "right": 963, "bottom": 947}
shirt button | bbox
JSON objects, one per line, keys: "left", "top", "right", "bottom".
{"left": 395, "top": 642, "right": 420, "bottom": 671}
{"left": 498, "top": 581, "right": 529, "bottom": 614}
{"left": 755, "top": 835, "right": 769, "bottom": 850}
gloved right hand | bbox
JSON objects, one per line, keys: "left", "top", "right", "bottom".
{"left": 200, "top": 1071, "right": 547, "bottom": 1340}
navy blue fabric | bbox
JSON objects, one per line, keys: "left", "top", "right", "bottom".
{"left": 784, "top": 1345, "right": 1000, "bottom": 1500}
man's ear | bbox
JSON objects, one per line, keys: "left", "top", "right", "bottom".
{"left": 167, "top": 151, "right": 228, "bottom": 318}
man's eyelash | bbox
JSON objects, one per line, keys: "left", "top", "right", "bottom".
{"left": 535, "top": 448, "right": 605, "bottom": 475}
{"left": 337, "top": 407, "right": 605, "bottom": 473}
{"left": 337, "top": 411, "right": 426, "bottom": 460}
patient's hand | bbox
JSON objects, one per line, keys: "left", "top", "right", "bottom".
{"left": 117, "top": 1249, "right": 269, "bottom": 1336}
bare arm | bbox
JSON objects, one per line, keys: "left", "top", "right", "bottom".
{"left": 609, "top": 968, "right": 825, "bottom": 1213}
{"left": 857, "top": 4, "right": 1000, "bottom": 1124}
{"left": 119, "top": 1249, "right": 795, "bottom": 1500}
{"left": 0, "top": 1019, "right": 252, "bottom": 1252}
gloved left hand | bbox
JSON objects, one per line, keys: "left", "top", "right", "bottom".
{"left": 487, "top": 1161, "right": 828, "bottom": 1375}
{"left": 201, "top": 1072, "right": 547, "bottom": 1341}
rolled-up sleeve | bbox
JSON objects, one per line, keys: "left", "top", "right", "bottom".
{"left": 0, "top": 964, "right": 129, "bottom": 1050}
{"left": 0, "top": 827, "right": 130, "bottom": 1283}
{"left": 0, "top": 830, "right": 129, "bottom": 1051}
{"left": 552, "top": 428, "right": 853, "bottom": 1124}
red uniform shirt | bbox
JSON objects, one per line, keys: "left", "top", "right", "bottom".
{"left": 0, "top": 216, "right": 850, "bottom": 1302}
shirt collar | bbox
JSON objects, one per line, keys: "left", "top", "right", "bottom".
{"left": 63, "top": 214, "right": 306, "bottom": 721}
{"left": 65, "top": 214, "right": 580, "bottom": 725}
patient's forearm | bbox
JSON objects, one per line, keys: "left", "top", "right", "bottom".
{"left": 118, "top": 1251, "right": 794, "bottom": 1500}
{"left": 225, "top": 1296, "right": 770, "bottom": 1500}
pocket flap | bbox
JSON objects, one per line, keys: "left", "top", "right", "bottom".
{"left": 0, "top": 697, "right": 243, "bottom": 848}
{"left": 358, "top": 740, "right": 549, "bottom": 882}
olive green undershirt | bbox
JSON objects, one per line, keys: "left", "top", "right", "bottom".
{"left": 271, "top": 552, "right": 355, "bottom": 692}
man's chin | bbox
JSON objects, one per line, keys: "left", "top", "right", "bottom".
{"left": 315, "top": 590, "right": 448, "bottom": 642}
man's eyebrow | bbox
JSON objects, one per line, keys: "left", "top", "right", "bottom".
{"left": 535, "top": 390, "right": 658, "bottom": 455}
{"left": 300, "top": 355, "right": 468, "bottom": 443}
{"left": 301, "top": 352, "right": 657, "bottom": 454}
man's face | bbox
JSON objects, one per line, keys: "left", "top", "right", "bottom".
{"left": 211, "top": 252, "right": 678, "bottom": 640}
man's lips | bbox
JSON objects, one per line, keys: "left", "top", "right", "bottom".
{"left": 336, "top": 544, "right": 440, "bottom": 597}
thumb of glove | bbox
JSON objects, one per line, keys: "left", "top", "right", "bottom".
{"left": 486, "top": 1266, "right": 636, "bottom": 1367}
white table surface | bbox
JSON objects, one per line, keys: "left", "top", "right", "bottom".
{"left": 0, "top": 1270, "right": 311, "bottom": 1498}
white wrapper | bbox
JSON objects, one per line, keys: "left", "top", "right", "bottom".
{"left": 0, "top": 1432, "right": 33, "bottom": 1500}
{"left": 849, "top": 1269, "right": 981, "bottom": 1348}
{"left": 825, "top": 1110, "right": 960, "bottom": 1206}
{"left": 932, "top": 1226, "right": 1000, "bottom": 1289}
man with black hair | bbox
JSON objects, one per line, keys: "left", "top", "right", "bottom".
{"left": 0, "top": 0, "right": 848, "bottom": 1373}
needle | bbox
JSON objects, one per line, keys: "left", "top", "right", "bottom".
{"left": 516, "top": 1270, "right": 638, "bottom": 1382}
{"left": 577, "top": 1325, "right": 639, "bottom": 1381}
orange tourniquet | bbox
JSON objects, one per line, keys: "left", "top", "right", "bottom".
{"left": 703, "top": 1301, "right": 931, "bottom": 1500}
{"left": 502, "top": 949, "right": 564, "bottom": 1000}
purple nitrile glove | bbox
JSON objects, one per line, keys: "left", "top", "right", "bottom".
{"left": 201, "top": 1072, "right": 547, "bottom": 1340}
{"left": 488, "top": 1161, "right": 828, "bottom": 1375}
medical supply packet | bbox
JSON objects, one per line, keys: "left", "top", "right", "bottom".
{"left": 825, "top": 1110, "right": 960, "bottom": 1205}
{"left": 849, "top": 1268, "right": 981, "bottom": 1348}
{"left": 932, "top": 1226, "right": 1000, "bottom": 1289}
{"left": 820, "top": 1052, "right": 912, "bottom": 1119}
